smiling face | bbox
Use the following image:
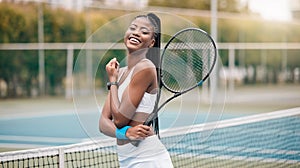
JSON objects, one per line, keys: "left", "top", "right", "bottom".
{"left": 124, "top": 17, "right": 155, "bottom": 54}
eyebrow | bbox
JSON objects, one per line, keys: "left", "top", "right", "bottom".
{"left": 130, "top": 23, "right": 151, "bottom": 32}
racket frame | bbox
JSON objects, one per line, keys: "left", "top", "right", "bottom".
{"left": 144, "top": 27, "right": 217, "bottom": 125}
{"left": 132, "top": 28, "right": 217, "bottom": 146}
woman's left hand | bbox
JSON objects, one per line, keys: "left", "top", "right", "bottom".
{"left": 126, "top": 124, "right": 154, "bottom": 140}
{"left": 106, "top": 58, "right": 119, "bottom": 82}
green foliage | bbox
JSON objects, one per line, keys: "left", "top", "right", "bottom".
{"left": 0, "top": 50, "right": 38, "bottom": 97}
{"left": 149, "top": 0, "right": 243, "bottom": 12}
{"left": 0, "top": 2, "right": 299, "bottom": 98}
{"left": 0, "top": 3, "right": 87, "bottom": 98}
{"left": 149, "top": 0, "right": 210, "bottom": 10}
{"left": 43, "top": 6, "right": 86, "bottom": 42}
{"left": 0, "top": 3, "right": 26, "bottom": 43}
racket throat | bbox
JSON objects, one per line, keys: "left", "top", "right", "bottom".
{"left": 174, "top": 92, "right": 182, "bottom": 98}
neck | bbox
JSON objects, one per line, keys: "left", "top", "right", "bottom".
{"left": 127, "top": 48, "right": 148, "bottom": 69}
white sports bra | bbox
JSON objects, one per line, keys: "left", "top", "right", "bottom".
{"left": 117, "top": 66, "right": 157, "bottom": 114}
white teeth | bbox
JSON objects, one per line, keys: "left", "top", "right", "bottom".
{"left": 129, "top": 37, "right": 140, "bottom": 43}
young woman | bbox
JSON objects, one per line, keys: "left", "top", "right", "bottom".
{"left": 99, "top": 13, "right": 173, "bottom": 167}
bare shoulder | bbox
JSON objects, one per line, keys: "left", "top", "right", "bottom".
{"left": 131, "top": 59, "right": 158, "bottom": 93}
{"left": 134, "top": 59, "right": 156, "bottom": 74}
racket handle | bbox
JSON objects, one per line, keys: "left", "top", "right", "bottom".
{"left": 143, "top": 112, "right": 156, "bottom": 126}
{"left": 133, "top": 109, "right": 157, "bottom": 147}
{"left": 131, "top": 140, "right": 140, "bottom": 147}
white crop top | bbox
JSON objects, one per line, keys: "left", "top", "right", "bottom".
{"left": 117, "top": 66, "right": 157, "bottom": 114}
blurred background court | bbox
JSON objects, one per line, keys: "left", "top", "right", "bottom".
{"left": 1, "top": 84, "right": 299, "bottom": 151}
{"left": 0, "top": 0, "right": 299, "bottom": 167}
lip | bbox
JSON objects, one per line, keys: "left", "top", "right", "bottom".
{"left": 128, "top": 37, "right": 141, "bottom": 44}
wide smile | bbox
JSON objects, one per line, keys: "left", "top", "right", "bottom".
{"left": 128, "top": 37, "right": 141, "bottom": 44}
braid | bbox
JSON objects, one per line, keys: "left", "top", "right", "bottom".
{"left": 134, "top": 13, "right": 161, "bottom": 137}
{"left": 134, "top": 14, "right": 160, "bottom": 44}
{"left": 146, "top": 13, "right": 161, "bottom": 137}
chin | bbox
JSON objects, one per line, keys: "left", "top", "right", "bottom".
{"left": 126, "top": 45, "right": 138, "bottom": 52}
{"left": 125, "top": 42, "right": 139, "bottom": 51}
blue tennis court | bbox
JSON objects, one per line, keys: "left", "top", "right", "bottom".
{"left": 0, "top": 109, "right": 245, "bottom": 147}
{"left": 1, "top": 108, "right": 299, "bottom": 167}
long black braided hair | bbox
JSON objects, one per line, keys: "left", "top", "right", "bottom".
{"left": 135, "top": 13, "right": 161, "bottom": 137}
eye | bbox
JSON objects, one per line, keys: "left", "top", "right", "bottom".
{"left": 141, "top": 28, "right": 151, "bottom": 35}
{"left": 142, "top": 31, "right": 150, "bottom": 35}
{"left": 129, "top": 26, "right": 136, "bottom": 31}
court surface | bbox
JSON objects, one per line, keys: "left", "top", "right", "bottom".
{"left": 0, "top": 108, "right": 299, "bottom": 167}
{"left": 0, "top": 84, "right": 299, "bottom": 151}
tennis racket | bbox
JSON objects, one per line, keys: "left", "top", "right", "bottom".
{"left": 133, "top": 28, "right": 217, "bottom": 146}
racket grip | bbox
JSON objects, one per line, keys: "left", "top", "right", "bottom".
{"left": 131, "top": 140, "right": 141, "bottom": 147}
{"left": 132, "top": 110, "right": 157, "bottom": 147}
{"left": 143, "top": 112, "right": 156, "bottom": 126}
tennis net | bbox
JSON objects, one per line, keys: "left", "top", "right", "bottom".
{"left": 1, "top": 107, "right": 300, "bottom": 168}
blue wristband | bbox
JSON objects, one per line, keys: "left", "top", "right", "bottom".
{"left": 116, "top": 126, "right": 131, "bottom": 140}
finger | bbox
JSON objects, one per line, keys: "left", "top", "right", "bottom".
{"left": 111, "top": 58, "right": 117, "bottom": 64}
{"left": 114, "top": 58, "right": 119, "bottom": 69}
{"left": 106, "top": 60, "right": 114, "bottom": 69}
{"left": 108, "top": 58, "right": 116, "bottom": 65}
{"left": 110, "top": 58, "right": 119, "bottom": 69}
{"left": 137, "top": 127, "right": 151, "bottom": 136}
{"left": 139, "top": 125, "right": 151, "bottom": 132}
{"left": 137, "top": 131, "right": 148, "bottom": 138}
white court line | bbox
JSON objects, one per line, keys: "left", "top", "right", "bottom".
{"left": 0, "top": 110, "right": 77, "bottom": 120}
{"left": 160, "top": 107, "right": 300, "bottom": 137}
{"left": 0, "top": 135, "right": 83, "bottom": 144}
{"left": 0, "top": 143, "right": 48, "bottom": 149}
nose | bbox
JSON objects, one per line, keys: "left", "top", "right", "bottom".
{"left": 131, "top": 29, "right": 141, "bottom": 37}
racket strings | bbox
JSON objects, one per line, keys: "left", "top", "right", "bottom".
{"left": 161, "top": 29, "right": 215, "bottom": 93}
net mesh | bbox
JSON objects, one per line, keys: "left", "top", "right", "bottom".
{"left": 161, "top": 28, "right": 216, "bottom": 93}
{"left": 1, "top": 108, "right": 300, "bottom": 168}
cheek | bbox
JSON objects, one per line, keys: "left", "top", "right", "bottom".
{"left": 145, "top": 37, "right": 155, "bottom": 47}
{"left": 124, "top": 35, "right": 128, "bottom": 44}
{"left": 124, "top": 31, "right": 130, "bottom": 41}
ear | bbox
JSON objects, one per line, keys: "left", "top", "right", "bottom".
{"left": 149, "top": 39, "right": 155, "bottom": 48}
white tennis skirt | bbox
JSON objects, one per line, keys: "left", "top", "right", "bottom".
{"left": 117, "top": 135, "right": 173, "bottom": 168}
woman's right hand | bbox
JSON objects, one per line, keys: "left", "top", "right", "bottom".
{"left": 126, "top": 124, "right": 154, "bottom": 140}
{"left": 106, "top": 58, "right": 119, "bottom": 82}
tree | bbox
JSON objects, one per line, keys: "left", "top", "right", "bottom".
{"left": 149, "top": 0, "right": 246, "bottom": 13}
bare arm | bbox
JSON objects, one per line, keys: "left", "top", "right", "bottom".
{"left": 99, "top": 93, "right": 116, "bottom": 137}
{"left": 99, "top": 93, "right": 153, "bottom": 140}
{"left": 100, "top": 59, "right": 155, "bottom": 139}
{"left": 106, "top": 58, "right": 156, "bottom": 128}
